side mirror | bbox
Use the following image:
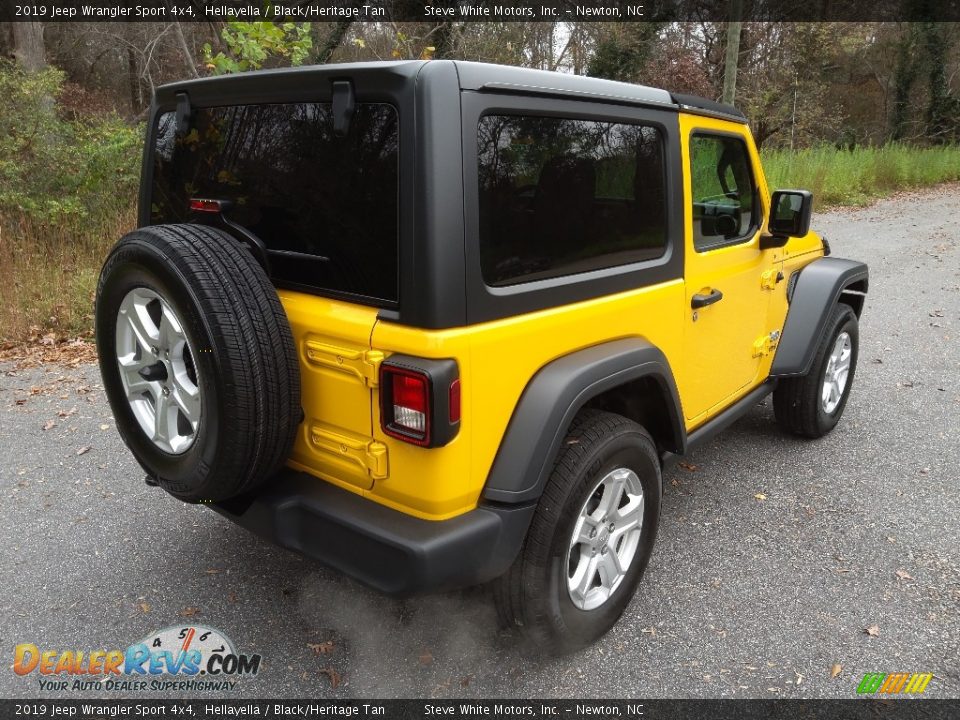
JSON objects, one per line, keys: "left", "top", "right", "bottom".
{"left": 761, "top": 189, "right": 813, "bottom": 249}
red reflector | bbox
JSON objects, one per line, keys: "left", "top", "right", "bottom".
{"left": 448, "top": 379, "right": 461, "bottom": 423}
{"left": 393, "top": 373, "right": 427, "bottom": 413}
{"left": 189, "top": 198, "right": 222, "bottom": 213}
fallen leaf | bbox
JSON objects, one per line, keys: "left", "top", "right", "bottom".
{"left": 58, "top": 408, "right": 77, "bottom": 418}
{"left": 864, "top": 624, "right": 880, "bottom": 637}
{"left": 419, "top": 648, "right": 434, "bottom": 666}
{"left": 670, "top": 478, "right": 681, "bottom": 487}
{"left": 42, "top": 420, "right": 56, "bottom": 431}
{"left": 754, "top": 493, "right": 768, "bottom": 501}
{"left": 76, "top": 446, "right": 91, "bottom": 456}
{"left": 319, "top": 667, "right": 341, "bottom": 689}
{"left": 15, "top": 398, "right": 26, "bottom": 406}
{"left": 308, "top": 641, "right": 335, "bottom": 656}
{"left": 139, "top": 602, "right": 151, "bottom": 614}
{"left": 831, "top": 664, "right": 842, "bottom": 678}
{"left": 460, "top": 675, "right": 472, "bottom": 688}
{"left": 205, "top": 568, "right": 222, "bottom": 575}
{"left": 226, "top": 592, "right": 238, "bottom": 604}
{"left": 895, "top": 569, "right": 914, "bottom": 581}
{"left": 678, "top": 461, "right": 698, "bottom": 472}
{"left": 180, "top": 607, "right": 200, "bottom": 617}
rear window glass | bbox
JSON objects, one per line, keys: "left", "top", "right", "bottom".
{"left": 151, "top": 102, "right": 399, "bottom": 304}
{"left": 477, "top": 114, "right": 668, "bottom": 287}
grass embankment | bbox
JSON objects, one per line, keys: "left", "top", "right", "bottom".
{"left": 0, "top": 60, "right": 140, "bottom": 351}
{"left": 0, "top": 206, "right": 137, "bottom": 347}
{"left": 761, "top": 144, "right": 960, "bottom": 208}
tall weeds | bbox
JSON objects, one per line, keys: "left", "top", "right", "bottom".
{"left": 761, "top": 144, "right": 960, "bottom": 207}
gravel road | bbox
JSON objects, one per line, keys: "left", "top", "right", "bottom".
{"left": 1, "top": 185, "right": 958, "bottom": 700}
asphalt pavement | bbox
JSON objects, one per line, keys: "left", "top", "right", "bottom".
{"left": 1, "top": 185, "right": 958, "bottom": 700}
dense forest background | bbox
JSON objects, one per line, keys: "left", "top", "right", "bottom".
{"left": 1, "top": 19, "right": 959, "bottom": 346}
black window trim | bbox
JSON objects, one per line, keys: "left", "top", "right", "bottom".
{"left": 688, "top": 128, "right": 762, "bottom": 254}
{"left": 461, "top": 91, "right": 684, "bottom": 326}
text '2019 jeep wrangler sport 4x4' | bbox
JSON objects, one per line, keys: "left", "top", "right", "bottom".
{"left": 96, "top": 61, "right": 868, "bottom": 654}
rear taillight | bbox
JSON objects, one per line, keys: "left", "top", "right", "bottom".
{"left": 391, "top": 371, "right": 429, "bottom": 436}
{"left": 380, "top": 358, "right": 460, "bottom": 447}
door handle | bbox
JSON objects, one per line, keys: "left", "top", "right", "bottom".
{"left": 691, "top": 289, "right": 724, "bottom": 309}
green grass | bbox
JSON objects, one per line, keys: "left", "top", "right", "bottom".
{"left": 761, "top": 144, "right": 960, "bottom": 209}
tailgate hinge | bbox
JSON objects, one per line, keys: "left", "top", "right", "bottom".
{"left": 304, "top": 342, "right": 383, "bottom": 387}
{"left": 310, "top": 425, "right": 390, "bottom": 480}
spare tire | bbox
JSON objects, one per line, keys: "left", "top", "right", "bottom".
{"left": 95, "top": 224, "right": 301, "bottom": 503}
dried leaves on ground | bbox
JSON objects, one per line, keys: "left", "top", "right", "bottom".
{"left": 0, "top": 336, "right": 97, "bottom": 369}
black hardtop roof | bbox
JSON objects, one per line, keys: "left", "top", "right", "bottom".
{"left": 157, "top": 60, "right": 746, "bottom": 123}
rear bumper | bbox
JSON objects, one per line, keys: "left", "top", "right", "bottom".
{"left": 211, "top": 470, "right": 535, "bottom": 595}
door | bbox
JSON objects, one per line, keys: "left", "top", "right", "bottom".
{"left": 680, "top": 117, "right": 774, "bottom": 425}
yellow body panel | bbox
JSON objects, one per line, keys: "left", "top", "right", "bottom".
{"left": 277, "top": 112, "right": 824, "bottom": 522}
{"left": 678, "top": 113, "right": 773, "bottom": 424}
{"left": 371, "top": 279, "right": 686, "bottom": 519}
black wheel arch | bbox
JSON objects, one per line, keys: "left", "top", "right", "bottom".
{"left": 482, "top": 338, "right": 686, "bottom": 504}
{"left": 771, "top": 256, "right": 868, "bottom": 379}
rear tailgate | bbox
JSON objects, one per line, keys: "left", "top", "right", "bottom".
{"left": 280, "top": 291, "right": 383, "bottom": 492}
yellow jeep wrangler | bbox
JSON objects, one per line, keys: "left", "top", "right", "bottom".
{"left": 95, "top": 61, "right": 868, "bottom": 653}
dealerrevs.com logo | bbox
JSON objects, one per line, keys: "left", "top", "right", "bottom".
{"left": 13, "top": 625, "right": 261, "bottom": 692}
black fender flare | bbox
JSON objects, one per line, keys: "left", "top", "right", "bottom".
{"left": 482, "top": 338, "right": 686, "bottom": 504}
{"left": 770, "top": 256, "right": 869, "bottom": 378}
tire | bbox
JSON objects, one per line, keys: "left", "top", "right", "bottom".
{"left": 773, "top": 303, "right": 859, "bottom": 439}
{"left": 493, "top": 410, "right": 662, "bottom": 654}
{"left": 95, "top": 224, "right": 301, "bottom": 503}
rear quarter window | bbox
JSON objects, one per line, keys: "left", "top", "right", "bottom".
{"left": 150, "top": 102, "right": 399, "bottom": 304}
{"left": 477, "top": 114, "right": 668, "bottom": 287}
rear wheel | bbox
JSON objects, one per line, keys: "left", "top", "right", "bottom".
{"left": 773, "top": 303, "right": 859, "bottom": 438}
{"left": 493, "top": 410, "right": 662, "bottom": 654}
{"left": 96, "top": 224, "right": 301, "bottom": 502}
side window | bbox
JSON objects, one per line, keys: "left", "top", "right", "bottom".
{"left": 477, "top": 114, "right": 668, "bottom": 287}
{"left": 689, "top": 134, "right": 758, "bottom": 251}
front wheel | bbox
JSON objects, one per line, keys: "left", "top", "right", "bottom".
{"left": 774, "top": 303, "right": 859, "bottom": 438}
{"left": 493, "top": 410, "right": 662, "bottom": 654}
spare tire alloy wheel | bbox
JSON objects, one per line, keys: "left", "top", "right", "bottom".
{"left": 97, "top": 224, "right": 301, "bottom": 504}
{"left": 115, "top": 287, "right": 201, "bottom": 455}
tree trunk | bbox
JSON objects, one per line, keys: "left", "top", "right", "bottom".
{"left": 12, "top": 21, "right": 45, "bottom": 71}
{"left": 315, "top": 21, "right": 353, "bottom": 64}
{"left": 127, "top": 47, "right": 142, "bottom": 114}
{"left": 890, "top": 25, "right": 918, "bottom": 141}
{"left": 921, "top": 22, "right": 949, "bottom": 143}
{"left": 173, "top": 21, "right": 199, "bottom": 78}
{"left": 722, "top": 15, "right": 743, "bottom": 105}
{"left": 432, "top": 22, "right": 457, "bottom": 60}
